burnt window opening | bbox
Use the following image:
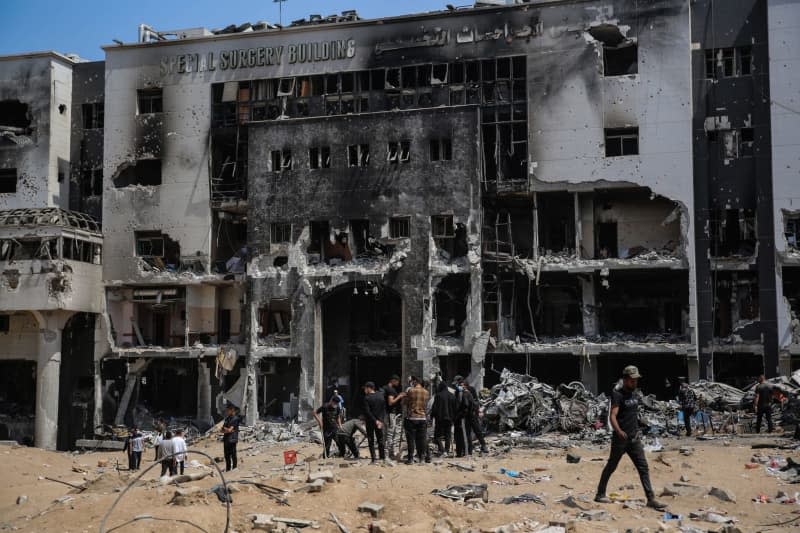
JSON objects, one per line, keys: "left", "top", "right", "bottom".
{"left": 430, "top": 138, "right": 452, "bottom": 161}
{"left": 710, "top": 208, "right": 757, "bottom": 257}
{"left": 349, "top": 219, "right": 370, "bottom": 256}
{"left": 82, "top": 102, "right": 104, "bottom": 129}
{"left": 135, "top": 231, "right": 180, "bottom": 268}
{"left": 113, "top": 159, "right": 161, "bottom": 187}
{"left": 259, "top": 299, "right": 291, "bottom": 339}
{"left": 739, "top": 128, "right": 754, "bottom": 157}
{"left": 0, "top": 100, "right": 31, "bottom": 129}
{"left": 387, "top": 141, "right": 410, "bottom": 164}
{"left": 210, "top": 129, "right": 248, "bottom": 206}
{"left": 713, "top": 273, "right": 759, "bottom": 338}
{"left": 716, "top": 128, "right": 755, "bottom": 160}
{"left": 432, "top": 214, "right": 456, "bottom": 255}
{"left": 0, "top": 315, "right": 8, "bottom": 333}
{"left": 435, "top": 274, "right": 470, "bottom": 337}
{"left": 596, "top": 221, "right": 618, "bottom": 259}
{"left": 270, "top": 222, "right": 292, "bottom": 244}
{"left": 389, "top": 217, "right": 410, "bottom": 239}
{"left": 605, "top": 127, "right": 639, "bottom": 157}
{"left": 271, "top": 149, "right": 292, "bottom": 171}
{"left": 587, "top": 24, "right": 638, "bottom": 76}
{"left": 0, "top": 238, "right": 59, "bottom": 261}
{"left": 347, "top": 144, "right": 369, "bottom": 167}
{"left": 786, "top": 217, "right": 800, "bottom": 250}
{"left": 516, "top": 274, "right": 583, "bottom": 339}
{"left": 81, "top": 167, "right": 103, "bottom": 197}
{"left": 307, "top": 220, "right": 330, "bottom": 260}
{"left": 705, "top": 47, "right": 752, "bottom": 79}
{"left": 537, "top": 192, "right": 575, "bottom": 255}
{"left": 309, "top": 146, "right": 331, "bottom": 169}
{"left": 0, "top": 168, "right": 18, "bottom": 194}
{"left": 62, "top": 238, "right": 101, "bottom": 263}
{"left": 137, "top": 88, "right": 163, "bottom": 114}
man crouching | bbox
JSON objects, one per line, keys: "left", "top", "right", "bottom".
{"left": 595, "top": 365, "right": 667, "bottom": 511}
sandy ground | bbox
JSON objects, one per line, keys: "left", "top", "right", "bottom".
{"left": 0, "top": 434, "right": 799, "bottom": 532}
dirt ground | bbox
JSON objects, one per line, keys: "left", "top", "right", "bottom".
{"left": 1, "top": 434, "right": 799, "bottom": 532}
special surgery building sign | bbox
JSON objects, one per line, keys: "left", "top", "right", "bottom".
{"left": 160, "top": 38, "right": 356, "bottom": 75}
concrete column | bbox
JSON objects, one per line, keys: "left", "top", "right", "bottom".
{"left": 93, "top": 360, "right": 103, "bottom": 430}
{"left": 532, "top": 192, "right": 539, "bottom": 259}
{"left": 197, "top": 362, "right": 213, "bottom": 425}
{"left": 574, "top": 192, "right": 582, "bottom": 258}
{"left": 34, "top": 315, "right": 63, "bottom": 450}
{"left": 687, "top": 356, "right": 700, "bottom": 382}
{"left": 779, "top": 354, "right": 791, "bottom": 377}
{"left": 579, "top": 275, "right": 598, "bottom": 336}
{"left": 581, "top": 354, "right": 599, "bottom": 394}
{"left": 245, "top": 357, "right": 258, "bottom": 425}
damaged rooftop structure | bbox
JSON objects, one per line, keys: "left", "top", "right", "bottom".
{"left": 1, "top": 0, "right": 798, "bottom": 449}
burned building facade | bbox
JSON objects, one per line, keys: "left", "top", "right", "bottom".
{"left": 2, "top": 0, "right": 798, "bottom": 447}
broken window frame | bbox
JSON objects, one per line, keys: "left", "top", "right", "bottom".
{"left": 82, "top": 102, "right": 104, "bottom": 130}
{"left": 135, "top": 232, "right": 166, "bottom": 258}
{"left": 430, "top": 138, "right": 453, "bottom": 162}
{"left": 270, "top": 149, "right": 293, "bottom": 172}
{"left": 347, "top": 144, "right": 369, "bottom": 167}
{"left": 786, "top": 217, "right": 800, "bottom": 250}
{"left": 258, "top": 299, "right": 291, "bottom": 338}
{"left": 604, "top": 127, "right": 639, "bottom": 157}
{"left": 0, "top": 168, "right": 17, "bottom": 194}
{"left": 389, "top": 216, "right": 411, "bottom": 239}
{"left": 705, "top": 47, "right": 753, "bottom": 79}
{"left": 137, "top": 89, "right": 163, "bottom": 115}
{"left": 269, "top": 222, "right": 292, "bottom": 244}
{"left": 602, "top": 40, "right": 638, "bottom": 76}
{"left": 308, "top": 146, "right": 331, "bottom": 170}
{"left": 81, "top": 167, "right": 103, "bottom": 197}
{"left": 432, "top": 215, "right": 455, "bottom": 238}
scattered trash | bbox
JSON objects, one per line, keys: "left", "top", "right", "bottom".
{"left": 432, "top": 484, "right": 489, "bottom": 503}
{"left": 578, "top": 509, "right": 609, "bottom": 521}
{"left": 501, "top": 493, "right": 545, "bottom": 505}
{"left": 663, "top": 512, "right": 683, "bottom": 521}
{"left": 689, "top": 509, "right": 736, "bottom": 524}
{"left": 499, "top": 467, "right": 522, "bottom": 478}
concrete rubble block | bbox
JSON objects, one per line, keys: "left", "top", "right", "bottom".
{"left": 74, "top": 439, "right": 126, "bottom": 450}
{"left": 660, "top": 482, "right": 708, "bottom": 497}
{"left": 578, "top": 509, "right": 609, "bottom": 521}
{"left": 251, "top": 514, "right": 317, "bottom": 531}
{"left": 307, "top": 469, "right": 335, "bottom": 483}
{"left": 566, "top": 451, "right": 581, "bottom": 464}
{"left": 708, "top": 486, "right": 737, "bottom": 503}
{"left": 358, "top": 501, "right": 385, "bottom": 517}
{"left": 369, "top": 519, "right": 390, "bottom": 533}
{"left": 16, "top": 495, "right": 27, "bottom": 505}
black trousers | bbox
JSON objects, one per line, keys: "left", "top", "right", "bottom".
{"left": 756, "top": 406, "right": 773, "bottom": 433}
{"left": 224, "top": 440, "right": 238, "bottom": 471}
{"left": 177, "top": 460, "right": 185, "bottom": 475}
{"left": 433, "top": 419, "right": 452, "bottom": 454}
{"left": 160, "top": 459, "right": 176, "bottom": 477}
{"left": 404, "top": 419, "right": 428, "bottom": 461}
{"left": 322, "top": 431, "right": 337, "bottom": 458}
{"left": 336, "top": 434, "right": 359, "bottom": 458}
{"left": 597, "top": 436, "right": 654, "bottom": 500}
{"left": 682, "top": 407, "right": 695, "bottom": 436}
{"left": 453, "top": 418, "right": 466, "bottom": 456}
{"left": 365, "top": 422, "right": 385, "bottom": 460}
{"left": 464, "top": 413, "right": 486, "bottom": 454}
{"left": 127, "top": 451, "right": 135, "bottom": 471}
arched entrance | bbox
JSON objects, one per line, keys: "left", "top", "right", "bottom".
{"left": 321, "top": 282, "right": 402, "bottom": 415}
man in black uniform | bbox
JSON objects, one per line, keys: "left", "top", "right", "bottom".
{"left": 362, "top": 382, "right": 387, "bottom": 463}
{"left": 455, "top": 377, "right": 488, "bottom": 455}
{"left": 595, "top": 366, "right": 667, "bottom": 511}
{"left": 221, "top": 402, "right": 241, "bottom": 472}
{"left": 313, "top": 397, "right": 342, "bottom": 458}
{"left": 754, "top": 374, "right": 774, "bottom": 433}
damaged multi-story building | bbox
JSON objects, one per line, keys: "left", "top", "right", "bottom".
{"left": 1, "top": 0, "right": 799, "bottom": 448}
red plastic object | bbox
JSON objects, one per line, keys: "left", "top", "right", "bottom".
{"left": 283, "top": 450, "right": 298, "bottom": 465}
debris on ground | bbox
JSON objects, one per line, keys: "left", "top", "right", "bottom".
{"left": 432, "top": 484, "right": 489, "bottom": 503}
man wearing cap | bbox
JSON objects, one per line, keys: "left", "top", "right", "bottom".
{"left": 382, "top": 375, "right": 405, "bottom": 460}
{"left": 362, "top": 382, "right": 387, "bottom": 463}
{"left": 221, "top": 402, "right": 241, "bottom": 472}
{"left": 595, "top": 366, "right": 667, "bottom": 511}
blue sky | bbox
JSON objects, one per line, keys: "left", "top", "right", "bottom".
{"left": 0, "top": 1, "right": 449, "bottom": 60}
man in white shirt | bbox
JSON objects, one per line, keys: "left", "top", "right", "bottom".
{"left": 172, "top": 429, "right": 188, "bottom": 475}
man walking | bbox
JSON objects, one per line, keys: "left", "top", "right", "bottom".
{"left": 336, "top": 417, "right": 366, "bottom": 459}
{"left": 754, "top": 374, "right": 774, "bottom": 434}
{"left": 158, "top": 431, "right": 177, "bottom": 477}
{"left": 382, "top": 375, "right": 405, "bottom": 460}
{"left": 457, "top": 377, "right": 488, "bottom": 455}
{"left": 363, "top": 382, "right": 387, "bottom": 463}
{"left": 172, "top": 428, "right": 188, "bottom": 475}
{"left": 313, "top": 397, "right": 342, "bottom": 458}
{"left": 403, "top": 376, "right": 431, "bottom": 464}
{"left": 595, "top": 366, "right": 667, "bottom": 511}
{"left": 431, "top": 381, "right": 456, "bottom": 456}
{"left": 677, "top": 379, "right": 697, "bottom": 437}
{"left": 221, "top": 402, "right": 241, "bottom": 472}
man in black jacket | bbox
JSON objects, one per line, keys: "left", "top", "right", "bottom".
{"left": 456, "top": 377, "right": 488, "bottom": 455}
{"left": 431, "top": 381, "right": 456, "bottom": 456}
{"left": 362, "top": 382, "right": 387, "bottom": 463}
{"left": 221, "top": 402, "right": 241, "bottom": 472}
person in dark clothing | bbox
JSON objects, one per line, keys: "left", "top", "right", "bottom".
{"left": 431, "top": 381, "right": 456, "bottom": 456}
{"left": 123, "top": 427, "right": 143, "bottom": 471}
{"left": 677, "top": 379, "right": 697, "bottom": 437}
{"left": 336, "top": 418, "right": 366, "bottom": 458}
{"left": 754, "top": 375, "right": 774, "bottom": 434}
{"left": 456, "top": 377, "right": 488, "bottom": 455}
{"left": 381, "top": 375, "right": 405, "bottom": 460}
{"left": 313, "top": 397, "right": 342, "bottom": 458}
{"left": 595, "top": 366, "right": 667, "bottom": 511}
{"left": 221, "top": 402, "right": 241, "bottom": 472}
{"left": 362, "top": 382, "right": 387, "bottom": 463}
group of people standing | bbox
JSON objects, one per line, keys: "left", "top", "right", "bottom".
{"left": 314, "top": 374, "right": 488, "bottom": 464}
{"left": 123, "top": 424, "right": 187, "bottom": 476}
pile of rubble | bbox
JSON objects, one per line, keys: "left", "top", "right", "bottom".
{"left": 481, "top": 368, "right": 800, "bottom": 438}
